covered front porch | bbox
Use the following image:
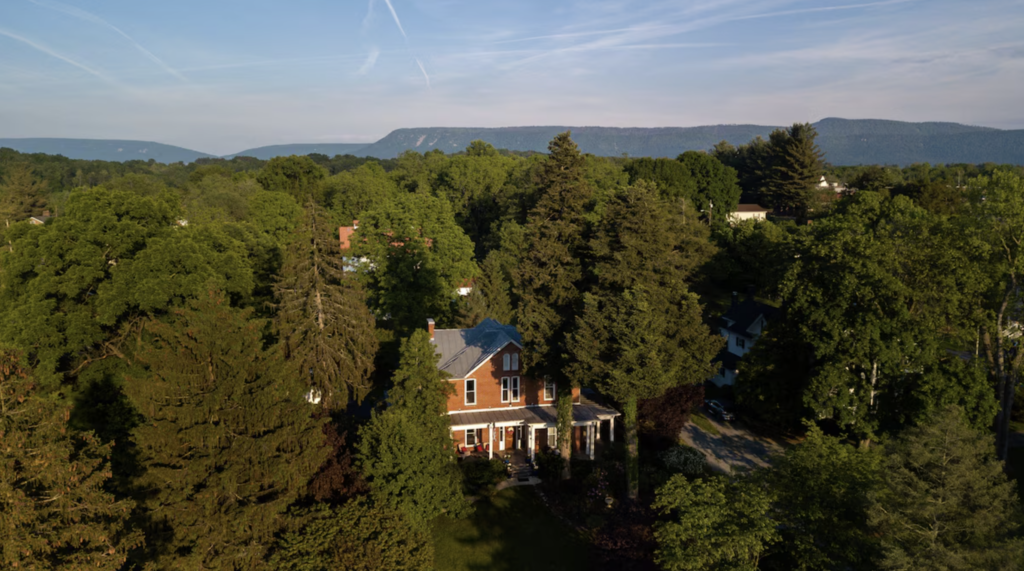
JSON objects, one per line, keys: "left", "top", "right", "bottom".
{"left": 449, "top": 398, "right": 620, "bottom": 463}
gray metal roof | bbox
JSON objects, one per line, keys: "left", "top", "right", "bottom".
{"left": 432, "top": 318, "right": 522, "bottom": 379}
{"left": 448, "top": 403, "right": 620, "bottom": 428}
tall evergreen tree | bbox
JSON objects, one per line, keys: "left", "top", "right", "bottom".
{"left": 764, "top": 123, "right": 825, "bottom": 216}
{"left": 357, "top": 330, "right": 469, "bottom": 524}
{"left": 515, "top": 131, "right": 594, "bottom": 478}
{"left": 275, "top": 201, "right": 378, "bottom": 409}
{"left": 569, "top": 180, "right": 721, "bottom": 499}
{"left": 868, "top": 407, "right": 1024, "bottom": 569}
{"left": 0, "top": 349, "right": 141, "bottom": 569}
{"left": 124, "top": 294, "right": 328, "bottom": 569}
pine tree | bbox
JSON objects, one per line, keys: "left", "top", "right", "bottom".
{"left": 275, "top": 201, "right": 378, "bottom": 410}
{"left": 0, "top": 349, "right": 140, "bottom": 569}
{"left": 124, "top": 293, "right": 329, "bottom": 569}
{"left": 868, "top": 407, "right": 1024, "bottom": 569}
{"left": 270, "top": 499, "right": 434, "bottom": 571}
{"left": 765, "top": 123, "right": 824, "bottom": 216}
{"left": 515, "top": 131, "right": 594, "bottom": 478}
{"left": 569, "top": 180, "right": 721, "bottom": 500}
{"left": 0, "top": 163, "right": 47, "bottom": 227}
{"left": 358, "top": 330, "right": 469, "bottom": 524}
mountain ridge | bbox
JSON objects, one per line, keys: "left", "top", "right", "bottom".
{"left": 3, "top": 119, "right": 1024, "bottom": 166}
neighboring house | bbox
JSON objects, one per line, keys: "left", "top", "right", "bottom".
{"left": 338, "top": 222, "right": 472, "bottom": 294}
{"left": 818, "top": 175, "right": 848, "bottom": 194}
{"left": 430, "top": 318, "right": 619, "bottom": 461}
{"left": 28, "top": 210, "right": 52, "bottom": 225}
{"left": 711, "top": 291, "right": 780, "bottom": 386}
{"left": 728, "top": 204, "right": 769, "bottom": 224}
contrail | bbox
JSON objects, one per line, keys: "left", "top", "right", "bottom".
{"left": 381, "top": 0, "right": 408, "bottom": 39}
{"left": 358, "top": 47, "right": 380, "bottom": 74}
{"left": 415, "top": 57, "right": 430, "bottom": 88}
{"left": 29, "top": 0, "right": 187, "bottom": 82}
{"left": 0, "top": 28, "right": 119, "bottom": 86}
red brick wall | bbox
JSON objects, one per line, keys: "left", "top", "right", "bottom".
{"left": 445, "top": 344, "right": 581, "bottom": 412}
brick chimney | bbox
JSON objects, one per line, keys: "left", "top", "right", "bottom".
{"left": 427, "top": 318, "right": 435, "bottom": 340}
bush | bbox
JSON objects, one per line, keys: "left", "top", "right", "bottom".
{"left": 459, "top": 458, "right": 506, "bottom": 495}
{"left": 534, "top": 449, "right": 565, "bottom": 481}
{"left": 660, "top": 445, "right": 708, "bottom": 476}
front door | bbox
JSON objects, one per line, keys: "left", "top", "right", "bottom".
{"left": 514, "top": 426, "right": 524, "bottom": 450}
{"left": 499, "top": 426, "right": 506, "bottom": 451}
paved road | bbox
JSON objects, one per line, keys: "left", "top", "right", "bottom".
{"left": 679, "top": 414, "right": 785, "bottom": 474}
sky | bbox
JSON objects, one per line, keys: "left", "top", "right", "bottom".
{"left": 1, "top": 0, "right": 1022, "bottom": 155}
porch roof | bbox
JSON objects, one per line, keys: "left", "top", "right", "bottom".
{"left": 448, "top": 402, "right": 619, "bottom": 429}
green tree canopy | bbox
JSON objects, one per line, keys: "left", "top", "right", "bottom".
{"left": 677, "top": 151, "right": 742, "bottom": 225}
{"left": 653, "top": 474, "right": 779, "bottom": 571}
{"left": 358, "top": 330, "right": 469, "bottom": 524}
{"left": 270, "top": 499, "right": 433, "bottom": 571}
{"left": 257, "top": 155, "right": 328, "bottom": 204}
{"left": 274, "top": 201, "right": 378, "bottom": 409}
{"left": 0, "top": 349, "right": 141, "bottom": 569}
{"left": 868, "top": 407, "right": 1024, "bottom": 570}
{"left": 124, "top": 294, "right": 328, "bottom": 569}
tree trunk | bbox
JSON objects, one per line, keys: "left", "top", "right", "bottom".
{"left": 625, "top": 395, "right": 639, "bottom": 501}
{"left": 557, "top": 391, "right": 573, "bottom": 480}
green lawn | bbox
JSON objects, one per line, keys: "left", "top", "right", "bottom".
{"left": 431, "top": 487, "right": 592, "bottom": 571}
{"left": 690, "top": 410, "right": 721, "bottom": 436}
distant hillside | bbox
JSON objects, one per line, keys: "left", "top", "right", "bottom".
{"left": 0, "top": 138, "right": 213, "bottom": 163}
{"left": 358, "top": 120, "right": 1024, "bottom": 166}
{"left": 357, "top": 125, "right": 778, "bottom": 160}
{"left": 226, "top": 143, "right": 369, "bottom": 160}
{"left": 813, "top": 118, "right": 1024, "bottom": 165}
{"left": 4, "top": 119, "right": 1023, "bottom": 166}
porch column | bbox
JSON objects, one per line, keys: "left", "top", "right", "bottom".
{"left": 529, "top": 426, "right": 536, "bottom": 462}
{"left": 609, "top": 417, "right": 615, "bottom": 442}
{"left": 488, "top": 423, "right": 493, "bottom": 459}
{"left": 588, "top": 423, "right": 595, "bottom": 460}
{"left": 596, "top": 419, "right": 602, "bottom": 441}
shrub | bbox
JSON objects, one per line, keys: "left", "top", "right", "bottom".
{"left": 660, "top": 445, "right": 708, "bottom": 476}
{"left": 459, "top": 458, "right": 507, "bottom": 495}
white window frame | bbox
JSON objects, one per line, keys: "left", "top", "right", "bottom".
{"left": 511, "top": 376, "right": 520, "bottom": 402}
{"left": 547, "top": 426, "right": 557, "bottom": 448}
{"left": 503, "top": 354, "right": 510, "bottom": 371}
{"left": 512, "top": 353, "right": 519, "bottom": 370}
{"left": 736, "top": 337, "right": 746, "bottom": 349}
{"left": 465, "top": 428, "right": 480, "bottom": 446}
{"left": 465, "top": 379, "right": 477, "bottom": 405}
{"left": 501, "top": 377, "right": 510, "bottom": 403}
{"left": 544, "top": 380, "right": 556, "bottom": 401}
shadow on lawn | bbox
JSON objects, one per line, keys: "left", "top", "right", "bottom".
{"left": 431, "top": 487, "right": 592, "bottom": 571}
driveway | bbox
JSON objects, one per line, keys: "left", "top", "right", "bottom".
{"left": 679, "top": 413, "right": 785, "bottom": 474}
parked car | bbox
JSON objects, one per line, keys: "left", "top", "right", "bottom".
{"left": 705, "top": 399, "right": 735, "bottom": 422}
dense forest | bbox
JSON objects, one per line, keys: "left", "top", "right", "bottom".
{"left": 2, "top": 124, "right": 1024, "bottom": 570}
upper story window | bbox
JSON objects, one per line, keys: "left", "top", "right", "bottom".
{"left": 503, "top": 352, "right": 520, "bottom": 371}
{"left": 501, "top": 377, "right": 510, "bottom": 403}
{"left": 544, "top": 380, "right": 556, "bottom": 401}
{"left": 736, "top": 337, "right": 746, "bottom": 349}
{"left": 465, "top": 379, "right": 476, "bottom": 405}
{"left": 511, "top": 377, "right": 520, "bottom": 402}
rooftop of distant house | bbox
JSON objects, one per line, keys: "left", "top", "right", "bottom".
{"left": 734, "top": 204, "right": 769, "bottom": 213}
{"left": 720, "top": 291, "right": 780, "bottom": 337}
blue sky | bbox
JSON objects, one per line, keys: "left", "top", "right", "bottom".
{"left": 1, "top": 0, "right": 1022, "bottom": 155}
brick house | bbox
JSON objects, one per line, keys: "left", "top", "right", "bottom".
{"left": 430, "top": 318, "right": 619, "bottom": 461}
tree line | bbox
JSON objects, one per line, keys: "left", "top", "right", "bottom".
{"left": 1, "top": 128, "right": 1023, "bottom": 569}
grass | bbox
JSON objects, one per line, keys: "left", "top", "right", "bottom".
{"left": 430, "top": 487, "right": 591, "bottom": 571}
{"left": 689, "top": 410, "right": 721, "bottom": 436}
